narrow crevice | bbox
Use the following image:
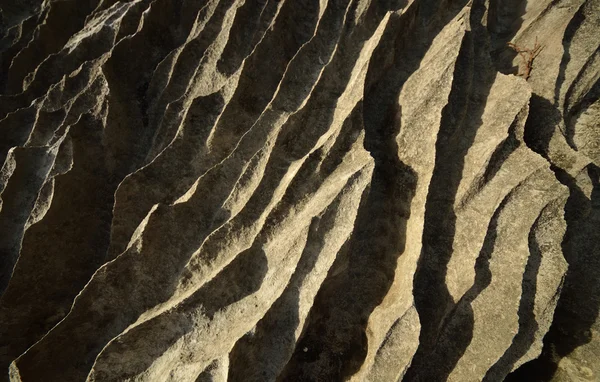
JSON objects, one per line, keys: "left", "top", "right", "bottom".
{"left": 487, "top": 0, "right": 527, "bottom": 75}
{"left": 227, "top": 174, "right": 361, "bottom": 382}
{"left": 507, "top": 164, "right": 600, "bottom": 381}
{"left": 0, "top": 112, "right": 116, "bottom": 376}
{"left": 553, "top": 1, "right": 587, "bottom": 107}
{"left": 6, "top": 0, "right": 101, "bottom": 95}
{"left": 0, "top": 147, "right": 55, "bottom": 295}
{"left": 0, "top": 9, "right": 45, "bottom": 93}
{"left": 481, "top": 109, "right": 522, "bottom": 184}
{"left": 483, "top": 205, "right": 546, "bottom": 381}
{"left": 404, "top": 0, "right": 499, "bottom": 378}
{"left": 410, "top": 191, "right": 509, "bottom": 381}
{"left": 523, "top": 94, "right": 562, "bottom": 157}
{"left": 565, "top": 71, "right": 600, "bottom": 150}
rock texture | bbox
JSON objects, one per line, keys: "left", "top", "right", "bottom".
{"left": 0, "top": 0, "right": 599, "bottom": 381}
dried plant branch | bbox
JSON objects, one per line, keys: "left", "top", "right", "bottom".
{"left": 507, "top": 37, "right": 544, "bottom": 80}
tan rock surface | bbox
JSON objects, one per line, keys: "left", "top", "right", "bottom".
{"left": 0, "top": 0, "right": 598, "bottom": 381}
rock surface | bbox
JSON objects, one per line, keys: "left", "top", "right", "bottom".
{"left": 0, "top": 0, "right": 599, "bottom": 381}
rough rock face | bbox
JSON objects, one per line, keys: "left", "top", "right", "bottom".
{"left": 0, "top": 0, "right": 598, "bottom": 381}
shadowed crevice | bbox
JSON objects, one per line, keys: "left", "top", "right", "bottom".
{"left": 553, "top": 1, "right": 587, "bottom": 107}
{"left": 565, "top": 72, "right": 600, "bottom": 150}
{"left": 409, "top": 191, "right": 508, "bottom": 381}
{"left": 487, "top": 0, "right": 527, "bottom": 75}
{"left": 226, "top": 104, "right": 371, "bottom": 381}
{"left": 404, "top": 0, "right": 499, "bottom": 379}
{"left": 5, "top": 0, "right": 100, "bottom": 96}
{"left": 523, "top": 94, "right": 562, "bottom": 156}
{"left": 507, "top": 165, "right": 600, "bottom": 381}
{"left": 0, "top": 147, "right": 55, "bottom": 294}
{"left": 278, "top": 1, "right": 484, "bottom": 379}
{"left": 0, "top": 112, "right": 116, "bottom": 375}
{"left": 0, "top": 7, "right": 45, "bottom": 94}
{"left": 227, "top": 192, "right": 353, "bottom": 381}
{"left": 483, "top": 206, "right": 545, "bottom": 381}
{"left": 276, "top": 123, "right": 417, "bottom": 381}
{"left": 481, "top": 111, "right": 522, "bottom": 184}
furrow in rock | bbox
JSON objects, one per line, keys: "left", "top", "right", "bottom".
{"left": 1, "top": 0, "right": 599, "bottom": 380}
{"left": 107, "top": 0, "right": 323, "bottom": 258}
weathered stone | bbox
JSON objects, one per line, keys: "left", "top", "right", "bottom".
{"left": 0, "top": 0, "right": 598, "bottom": 381}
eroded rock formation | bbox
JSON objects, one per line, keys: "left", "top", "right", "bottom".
{"left": 0, "top": 0, "right": 599, "bottom": 381}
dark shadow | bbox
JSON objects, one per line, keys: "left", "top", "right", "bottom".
{"left": 0, "top": 0, "right": 28, "bottom": 31}
{"left": 410, "top": 192, "right": 506, "bottom": 381}
{"left": 565, "top": 73, "right": 600, "bottom": 151}
{"left": 482, "top": 115, "right": 522, "bottom": 185}
{"left": 0, "top": 10, "right": 42, "bottom": 94}
{"left": 0, "top": 0, "right": 42, "bottom": 32}
{"left": 0, "top": 114, "right": 116, "bottom": 376}
{"left": 523, "top": 94, "right": 563, "bottom": 157}
{"left": 216, "top": 0, "right": 268, "bottom": 77}
{"left": 0, "top": 147, "right": 54, "bottom": 295}
{"left": 403, "top": 0, "right": 501, "bottom": 379}
{"left": 277, "top": 1, "right": 486, "bottom": 379}
{"left": 487, "top": 0, "right": 527, "bottom": 75}
{"left": 227, "top": 86, "right": 372, "bottom": 380}
{"left": 17, "top": 245, "right": 268, "bottom": 382}
{"left": 5, "top": 0, "right": 101, "bottom": 96}
{"left": 0, "top": 105, "right": 37, "bottom": 168}
{"left": 483, "top": 208, "right": 545, "bottom": 381}
{"left": 507, "top": 164, "right": 600, "bottom": 381}
{"left": 553, "top": 3, "right": 586, "bottom": 107}
{"left": 277, "top": 104, "right": 417, "bottom": 381}
{"left": 228, "top": 194, "right": 354, "bottom": 381}
{"left": 184, "top": 246, "right": 269, "bottom": 320}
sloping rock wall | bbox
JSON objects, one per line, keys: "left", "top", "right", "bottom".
{"left": 0, "top": 0, "right": 598, "bottom": 381}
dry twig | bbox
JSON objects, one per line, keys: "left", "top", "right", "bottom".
{"left": 507, "top": 37, "right": 543, "bottom": 80}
